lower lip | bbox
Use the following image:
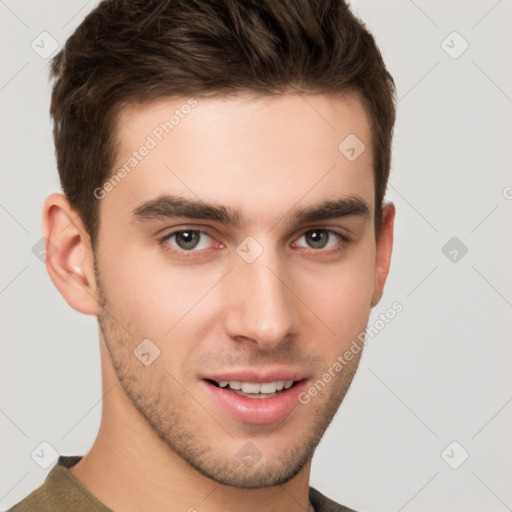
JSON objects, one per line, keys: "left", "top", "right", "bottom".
{"left": 201, "top": 379, "right": 308, "bottom": 425}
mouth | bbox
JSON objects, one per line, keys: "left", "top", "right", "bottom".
{"left": 205, "top": 379, "right": 300, "bottom": 399}
{"left": 201, "top": 374, "right": 309, "bottom": 425}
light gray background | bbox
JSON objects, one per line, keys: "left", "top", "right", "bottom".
{"left": 1, "top": 1, "right": 511, "bottom": 511}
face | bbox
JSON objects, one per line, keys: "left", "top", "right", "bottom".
{"left": 93, "top": 93, "right": 387, "bottom": 488}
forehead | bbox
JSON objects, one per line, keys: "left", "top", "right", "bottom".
{"left": 105, "top": 93, "right": 374, "bottom": 225}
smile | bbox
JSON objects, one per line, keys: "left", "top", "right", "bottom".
{"left": 201, "top": 375, "right": 308, "bottom": 425}
{"left": 208, "top": 379, "right": 297, "bottom": 398}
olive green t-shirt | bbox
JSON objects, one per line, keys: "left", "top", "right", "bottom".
{"left": 8, "top": 456, "right": 358, "bottom": 512}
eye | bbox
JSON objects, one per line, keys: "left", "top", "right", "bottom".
{"left": 162, "top": 229, "right": 215, "bottom": 252}
{"left": 294, "top": 229, "right": 347, "bottom": 250}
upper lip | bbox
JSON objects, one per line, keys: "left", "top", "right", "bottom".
{"left": 202, "top": 368, "right": 309, "bottom": 383}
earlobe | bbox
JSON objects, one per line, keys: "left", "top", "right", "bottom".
{"left": 42, "top": 193, "right": 101, "bottom": 316}
{"left": 371, "top": 202, "right": 395, "bottom": 307}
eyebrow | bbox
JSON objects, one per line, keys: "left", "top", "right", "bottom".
{"left": 131, "top": 194, "right": 370, "bottom": 229}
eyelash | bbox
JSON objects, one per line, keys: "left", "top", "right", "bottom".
{"left": 158, "top": 228, "right": 350, "bottom": 258}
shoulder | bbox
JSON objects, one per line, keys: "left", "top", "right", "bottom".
{"left": 7, "top": 486, "right": 54, "bottom": 512}
{"left": 6, "top": 455, "right": 85, "bottom": 512}
{"left": 309, "top": 486, "right": 360, "bottom": 512}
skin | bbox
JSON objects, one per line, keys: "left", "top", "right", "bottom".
{"left": 43, "top": 93, "right": 395, "bottom": 512}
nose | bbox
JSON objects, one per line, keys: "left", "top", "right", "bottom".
{"left": 223, "top": 250, "right": 298, "bottom": 350}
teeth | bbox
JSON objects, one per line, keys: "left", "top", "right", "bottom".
{"left": 216, "top": 380, "right": 296, "bottom": 393}
{"left": 260, "top": 382, "right": 277, "bottom": 393}
{"left": 241, "top": 382, "right": 261, "bottom": 393}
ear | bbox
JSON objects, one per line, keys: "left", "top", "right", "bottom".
{"left": 371, "top": 202, "right": 395, "bottom": 307}
{"left": 42, "top": 193, "right": 100, "bottom": 315}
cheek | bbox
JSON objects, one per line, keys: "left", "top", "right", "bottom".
{"left": 296, "top": 245, "right": 376, "bottom": 347}
{"left": 98, "top": 245, "right": 221, "bottom": 349}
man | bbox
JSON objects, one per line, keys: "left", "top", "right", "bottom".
{"left": 10, "top": 0, "right": 396, "bottom": 510}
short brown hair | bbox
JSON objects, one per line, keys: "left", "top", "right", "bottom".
{"left": 50, "top": 0, "right": 396, "bottom": 246}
